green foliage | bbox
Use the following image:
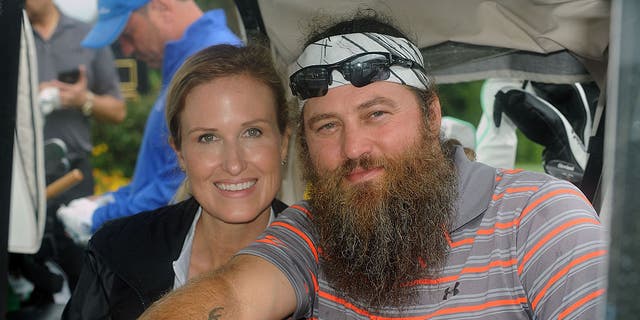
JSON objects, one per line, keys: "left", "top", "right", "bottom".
{"left": 515, "top": 130, "right": 544, "bottom": 171}
{"left": 438, "top": 80, "right": 484, "bottom": 125}
{"left": 91, "top": 70, "right": 162, "bottom": 177}
{"left": 437, "top": 80, "right": 544, "bottom": 169}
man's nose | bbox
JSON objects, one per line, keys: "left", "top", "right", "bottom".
{"left": 342, "top": 125, "right": 373, "bottom": 160}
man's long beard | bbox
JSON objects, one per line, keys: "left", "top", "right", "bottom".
{"left": 303, "top": 138, "right": 458, "bottom": 309}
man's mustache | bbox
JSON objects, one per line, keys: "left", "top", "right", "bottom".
{"left": 335, "top": 154, "right": 388, "bottom": 178}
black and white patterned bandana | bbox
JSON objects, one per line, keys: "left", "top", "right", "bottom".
{"left": 289, "top": 32, "right": 429, "bottom": 103}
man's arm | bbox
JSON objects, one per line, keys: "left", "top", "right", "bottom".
{"left": 86, "top": 92, "right": 126, "bottom": 123}
{"left": 141, "top": 255, "right": 297, "bottom": 320}
{"left": 89, "top": 45, "right": 127, "bottom": 123}
{"left": 53, "top": 64, "right": 126, "bottom": 123}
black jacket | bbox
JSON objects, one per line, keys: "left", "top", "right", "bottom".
{"left": 62, "top": 197, "right": 288, "bottom": 319}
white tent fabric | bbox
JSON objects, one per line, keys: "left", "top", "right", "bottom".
{"left": 9, "top": 12, "right": 46, "bottom": 254}
{"left": 257, "top": 0, "right": 609, "bottom": 64}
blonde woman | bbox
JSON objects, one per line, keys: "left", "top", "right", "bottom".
{"left": 63, "top": 44, "right": 290, "bottom": 319}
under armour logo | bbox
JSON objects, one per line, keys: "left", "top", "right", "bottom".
{"left": 442, "top": 282, "right": 461, "bottom": 300}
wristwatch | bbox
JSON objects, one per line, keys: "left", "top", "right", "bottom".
{"left": 82, "top": 91, "right": 94, "bottom": 116}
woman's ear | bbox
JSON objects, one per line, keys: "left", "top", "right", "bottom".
{"left": 169, "top": 137, "right": 185, "bottom": 171}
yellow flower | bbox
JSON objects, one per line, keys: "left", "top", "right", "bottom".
{"left": 93, "top": 168, "right": 131, "bottom": 195}
{"left": 92, "top": 143, "right": 109, "bottom": 157}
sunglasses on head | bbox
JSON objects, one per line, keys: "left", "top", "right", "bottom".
{"left": 289, "top": 52, "right": 425, "bottom": 100}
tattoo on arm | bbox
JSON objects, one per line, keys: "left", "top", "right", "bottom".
{"left": 208, "top": 307, "right": 224, "bottom": 320}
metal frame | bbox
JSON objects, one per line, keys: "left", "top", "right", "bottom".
{"left": 0, "top": 0, "right": 24, "bottom": 316}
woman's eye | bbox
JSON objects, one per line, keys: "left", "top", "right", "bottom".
{"left": 198, "top": 133, "right": 218, "bottom": 143}
{"left": 244, "top": 128, "right": 263, "bottom": 137}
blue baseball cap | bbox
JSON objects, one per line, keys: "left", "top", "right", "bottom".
{"left": 81, "top": 0, "right": 150, "bottom": 48}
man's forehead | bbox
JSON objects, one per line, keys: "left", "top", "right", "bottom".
{"left": 302, "top": 81, "right": 419, "bottom": 120}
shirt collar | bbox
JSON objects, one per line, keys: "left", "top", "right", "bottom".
{"left": 37, "top": 10, "right": 75, "bottom": 41}
{"left": 172, "top": 206, "right": 201, "bottom": 289}
{"left": 450, "top": 146, "right": 497, "bottom": 232}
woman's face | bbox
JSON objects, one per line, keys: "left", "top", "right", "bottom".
{"left": 174, "top": 74, "right": 288, "bottom": 224}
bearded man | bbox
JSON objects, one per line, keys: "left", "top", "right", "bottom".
{"left": 139, "top": 11, "right": 607, "bottom": 320}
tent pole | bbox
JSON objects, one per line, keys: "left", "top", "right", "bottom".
{"left": 0, "top": 0, "right": 23, "bottom": 317}
{"left": 605, "top": 0, "right": 640, "bottom": 318}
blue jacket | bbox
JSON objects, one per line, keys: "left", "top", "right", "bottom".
{"left": 91, "top": 10, "right": 243, "bottom": 231}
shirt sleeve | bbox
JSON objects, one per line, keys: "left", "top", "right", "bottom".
{"left": 61, "top": 249, "right": 112, "bottom": 319}
{"left": 89, "top": 45, "right": 123, "bottom": 99}
{"left": 516, "top": 178, "right": 607, "bottom": 319}
{"left": 237, "top": 203, "right": 319, "bottom": 319}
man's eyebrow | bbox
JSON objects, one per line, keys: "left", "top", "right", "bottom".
{"left": 306, "top": 113, "right": 337, "bottom": 128}
{"left": 305, "top": 97, "right": 398, "bottom": 128}
{"left": 357, "top": 96, "right": 397, "bottom": 111}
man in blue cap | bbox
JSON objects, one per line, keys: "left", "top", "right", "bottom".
{"left": 56, "top": 0, "right": 243, "bottom": 242}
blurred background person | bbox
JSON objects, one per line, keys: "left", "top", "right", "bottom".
{"left": 62, "top": 44, "right": 290, "bottom": 319}
{"left": 56, "top": 0, "right": 243, "bottom": 243}
{"left": 10, "top": 0, "right": 125, "bottom": 308}
{"left": 27, "top": 0, "right": 126, "bottom": 201}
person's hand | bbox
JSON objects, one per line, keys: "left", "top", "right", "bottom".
{"left": 38, "top": 85, "right": 61, "bottom": 115}
{"left": 52, "top": 65, "right": 90, "bottom": 109}
{"left": 56, "top": 197, "right": 98, "bottom": 246}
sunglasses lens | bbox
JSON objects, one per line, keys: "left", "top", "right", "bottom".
{"left": 291, "top": 67, "right": 330, "bottom": 99}
{"left": 290, "top": 53, "right": 401, "bottom": 99}
{"left": 345, "top": 53, "right": 391, "bottom": 87}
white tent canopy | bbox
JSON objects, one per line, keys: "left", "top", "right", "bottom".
{"left": 257, "top": 0, "right": 609, "bottom": 84}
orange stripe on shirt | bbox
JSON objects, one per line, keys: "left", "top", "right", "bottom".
{"left": 449, "top": 237, "right": 475, "bottom": 248}
{"left": 493, "top": 186, "right": 539, "bottom": 201}
{"left": 405, "top": 259, "right": 517, "bottom": 286}
{"left": 518, "top": 189, "right": 590, "bottom": 225}
{"left": 518, "top": 217, "right": 601, "bottom": 275}
{"left": 531, "top": 249, "right": 607, "bottom": 310}
{"left": 461, "top": 258, "right": 517, "bottom": 274}
{"left": 501, "top": 168, "right": 524, "bottom": 175}
{"left": 426, "top": 297, "right": 529, "bottom": 319}
{"left": 271, "top": 221, "right": 319, "bottom": 262}
{"left": 319, "top": 290, "right": 528, "bottom": 320}
{"left": 557, "top": 288, "right": 605, "bottom": 320}
{"left": 405, "top": 274, "right": 459, "bottom": 286}
{"left": 255, "top": 235, "right": 284, "bottom": 247}
{"left": 309, "top": 268, "right": 319, "bottom": 297}
{"left": 291, "top": 204, "right": 313, "bottom": 218}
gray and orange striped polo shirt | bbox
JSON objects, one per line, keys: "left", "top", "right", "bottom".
{"left": 239, "top": 148, "right": 607, "bottom": 319}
